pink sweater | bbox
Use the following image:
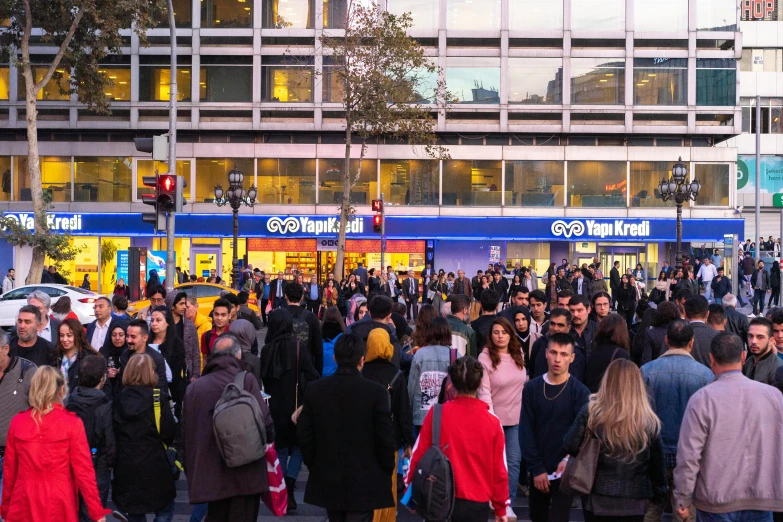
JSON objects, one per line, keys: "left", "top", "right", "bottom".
{"left": 478, "top": 351, "right": 528, "bottom": 427}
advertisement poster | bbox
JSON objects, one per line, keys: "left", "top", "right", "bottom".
{"left": 489, "top": 245, "right": 501, "bottom": 263}
{"left": 737, "top": 155, "right": 783, "bottom": 193}
{"left": 117, "top": 250, "right": 173, "bottom": 287}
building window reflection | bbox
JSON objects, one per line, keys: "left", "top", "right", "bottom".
{"left": 442, "top": 160, "right": 502, "bottom": 206}
{"left": 696, "top": 59, "right": 736, "bottom": 106}
{"left": 447, "top": 0, "right": 501, "bottom": 30}
{"left": 633, "top": 58, "right": 687, "bottom": 106}
{"left": 567, "top": 161, "right": 626, "bottom": 207}
{"left": 18, "top": 64, "right": 70, "bottom": 101}
{"left": 694, "top": 164, "right": 730, "bottom": 206}
{"left": 571, "top": 0, "right": 625, "bottom": 31}
{"left": 15, "top": 156, "right": 72, "bottom": 202}
{"left": 571, "top": 58, "right": 625, "bottom": 105}
{"left": 505, "top": 161, "right": 564, "bottom": 207}
{"left": 508, "top": 58, "right": 563, "bottom": 105}
{"left": 0, "top": 67, "right": 8, "bottom": 100}
{"left": 73, "top": 157, "right": 132, "bottom": 202}
{"left": 137, "top": 160, "right": 191, "bottom": 200}
{"left": 257, "top": 159, "right": 316, "bottom": 204}
{"left": 380, "top": 160, "right": 438, "bottom": 206}
{"left": 97, "top": 67, "right": 131, "bottom": 102}
{"left": 318, "top": 159, "right": 378, "bottom": 205}
{"left": 201, "top": 0, "right": 252, "bottom": 28}
{"left": 634, "top": 0, "right": 687, "bottom": 32}
{"left": 261, "top": 58, "right": 313, "bottom": 103}
{"left": 630, "top": 162, "right": 675, "bottom": 208}
{"left": 387, "top": 0, "right": 439, "bottom": 29}
{"left": 139, "top": 66, "right": 192, "bottom": 102}
{"left": 195, "top": 159, "right": 254, "bottom": 202}
{"left": 696, "top": 0, "right": 737, "bottom": 31}
{"left": 263, "top": 0, "right": 314, "bottom": 28}
{"left": 0, "top": 157, "right": 10, "bottom": 201}
{"left": 322, "top": 58, "right": 345, "bottom": 103}
{"left": 159, "top": 0, "right": 193, "bottom": 27}
{"left": 446, "top": 57, "right": 500, "bottom": 104}
{"left": 509, "top": 0, "right": 563, "bottom": 31}
{"left": 200, "top": 57, "right": 253, "bottom": 102}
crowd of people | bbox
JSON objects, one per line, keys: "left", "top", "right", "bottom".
{"left": 0, "top": 256, "right": 782, "bottom": 522}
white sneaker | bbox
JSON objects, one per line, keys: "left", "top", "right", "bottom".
{"left": 506, "top": 505, "right": 518, "bottom": 521}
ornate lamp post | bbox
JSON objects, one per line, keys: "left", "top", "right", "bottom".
{"left": 214, "top": 164, "right": 257, "bottom": 289}
{"left": 658, "top": 157, "right": 700, "bottom": 271}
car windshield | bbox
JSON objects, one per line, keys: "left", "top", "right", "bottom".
{"left": 66, "top": 286, "right": 94, "bottom": 294}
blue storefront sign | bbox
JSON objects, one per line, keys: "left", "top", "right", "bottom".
{"left": 1, "top": 212, "right": 744, "bottom": 242}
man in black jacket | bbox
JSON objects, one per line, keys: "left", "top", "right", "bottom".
{"left": 9, "top": 305, "right": 56, "bottom": 368}
{"left": 722, "top": 294, "right": 749, "bottom": 347}
{"left": 402, "top": 271, "right": 420, "bottom": 321}
{"left": 297, "top": 333, "right": 396, "bottom": 522}
{"left": 120, "top": 319, "right": 168, "bottom": 393}
{"left": 285, "top": 283, "right": 324, "bottom": 375}
{"left": 270, "top": 271, "right": 287, "bottom": 309}
{"left": 684, "top": 295, "right": 718, "bottom": 368}
{"left": 610, "top": 261, "right": 621, "bottom": 310}
{"left": 345, "top": 295, "right": 401, "bottom": 368}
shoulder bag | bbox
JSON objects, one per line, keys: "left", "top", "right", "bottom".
{"left": 560, "top": 427, "right": 600, "bottom": 496}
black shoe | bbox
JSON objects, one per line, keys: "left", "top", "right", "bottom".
{"left": 285, "top": 477, "right": 297, "bottom": 512}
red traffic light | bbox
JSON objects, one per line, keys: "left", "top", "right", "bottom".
{"left": 373, "top": 214, "right": 382, "bottom": 233}
{"left": 161, "top": 175, "right": 174, "bottom": 192}
{"left": 158, "top": 174, "right": 176, "bottom": 211}
{"left": 372, "top": 199, "right": 383, "bottom": 212}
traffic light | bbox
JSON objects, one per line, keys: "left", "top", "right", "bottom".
{"left": 373, "top": 214, "right": 382, "bottom": 233}
{"left": 141, "top": 175, "right": 166, "bottom": 232}
{"left": 371, "top": 199, "right": 383, "bottom": 212}
{"left": 158, "top": 174, "right": 176, "bottom": 211}
{"left": 134, "top": 135, "right": 168, "bottom": 162}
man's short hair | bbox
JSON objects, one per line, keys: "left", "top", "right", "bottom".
{"left": 684, "top": 295, "right": 709, "bottom": 319}
{"left": 750, "top": 316, "right": 773, "bottom": 337}
{"left": 722, "top": 293, "right": 738, "bottom": 308}
{"left": 213, "top": 298, "right": 233, "bottom": 313}
{"left": 112, "top": 294, "right": 128, "bottom": 311}
{"left": 148, "top": 285, "right": 166, "bottom": 299}
{"left": 95, "top": 296, "right": 111, "bottom": 307}
{"left": 511, "top": 287, "right": 530, "bottom": 299}
{"left": 237, "top": 291, "right": 249, "bottom": 305}
{"left": 710, "top": 332, "right": 744, "bottom": 365}
{"left": 78, "top": 354, "right": 108, "bottom": 388}
{"left": 557, "top": 289, "right": 574, "bottom": 299}
{"left": 334, "top": 332, "right": 366, "bottom": 367}
{"left": 284, "top": 282, "right": 304, "bottom": 303}
{"left": 27, "top": 290, "right": 51, "bottom": 310}
{"left": 0, "top": 330, "right": 8, "bottom": 348}
{"left": 529, "top": 289, "right": 547, "bottom": 305}
{"left": 368, "top": 294, "right": 393, "bottom": 319}
{"left": 222, "top": 293, "right": 239, "bottom": 307}
{"left": 769, "top": 308, "right": 783, "bottom": 326}
{"left": 549, "top": 307, "right": 572, "bottom": 325}
{"left": 450, "top": 294, "right": 470, "bottom": 315}
{"left": 128, "top": 318, "right": 149, "bottom": 337}
{"left": 18, "top": 304, "right": 41, "bottom": 323}
{"left": 568, "top": 295, "right": 590, "bottom": 309}
{"left": 187, "top": 296, "right": 199, "bottom": 307}
{"left": 707, "top": 304, "right": 725, "bottom": 326}
{"left": 213, "top": 333, "right": 242, "bottom": 358}
{"left": 479, "top": 289, "right": 500, "bottom": 312}
{"left": 666, "top": 320, "right": 694, "bottom": 349}
{"left": 548, "top": 332, "right": 575, "bottom": 352}
{"left": 674, "top": 288, "right": 692, "bottom": 302}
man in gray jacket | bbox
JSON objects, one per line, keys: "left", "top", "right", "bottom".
{"left": 674, "top": 332, "right": 783, "bottom": 520}
{"left": 0, "top": 330, "right": 34, "bottom": 496}
{"left": 743, "top": 317, "right": 783, "bottom": 385}
{"left": 751, "top": 260, "right": 770, "bottom": 316}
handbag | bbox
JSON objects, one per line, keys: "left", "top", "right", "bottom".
{"left": 291, "top": 342, "right": 304, "bottom": 424}
{"left": 261, "top": 444, "right": 288, "bottom": 516}
{"left": 560, "top": 428, "right": 601, "bottom": 496}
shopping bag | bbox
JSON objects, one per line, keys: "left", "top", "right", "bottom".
{"left": 261, "top": 445, "right": 288, "bottom": 516}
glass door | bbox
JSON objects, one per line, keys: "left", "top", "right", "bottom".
{"left": 191, "top": 246, "right": 221, "bottom": 279}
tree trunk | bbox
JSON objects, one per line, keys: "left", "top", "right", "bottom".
{"left": 23, "top": 63, "right": 46, "bottom": 285}
{"left": 334, "top": 126, "right": 352, "bottom": 280}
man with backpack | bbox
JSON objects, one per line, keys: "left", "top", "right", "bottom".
{"left": 284, "top": 283, "right": 324, "bottom": 375}
{"left": 66, "top": 354, "right": 115, "bottom": 521}
{"left": 183, "top": 334, "right": 275, "bottom": 522}
{"left": 297, "top": 333, "right": 396, "bottom": 522}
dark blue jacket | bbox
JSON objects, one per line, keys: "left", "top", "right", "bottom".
{"left": 640, "top": 350, "right": 714, "bottom": 457}
{"left": 710, "top": 276, "right": 731, "bottom": 300}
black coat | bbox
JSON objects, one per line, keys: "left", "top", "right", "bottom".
{"left": 724, "top": 306, "right": 749, "bottom": 346}
{"left": 642, "top": 326, "right": 668, "bottom": 364}
{"left": 119, "top": 347, "right": 168, "bottom": 396}
{"left": 297, "top": 367, "right": 396, "bottom": 512}
{"left": 112, "top": 385, "right": 177, "bottom": 514}
{"left": 362, "top": 359, "right": 415, "bottom": 449}
{"left": 610, "top": 267, "right": 621, "bottom": 290}
{"left": 584, "top": 343, "right": 631, "bottom": 394}
{"left": 158, "top": 334, "right": 187, "bottom": 403}
{"left": 617, "top": 285, "right": 637, "bottom": 312}
{"left": 66, "top": 386, "right": 116, "bottom": 472}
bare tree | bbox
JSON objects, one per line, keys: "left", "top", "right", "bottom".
{"left": 321, "top": 0, "right": 449, "bottom": 279}
{"left": 0, "top": 0, "right": 162, "bottom": 283}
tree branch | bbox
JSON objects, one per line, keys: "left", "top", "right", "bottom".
{"left": 33, "top": 2, "right": 85, "bottom": 92}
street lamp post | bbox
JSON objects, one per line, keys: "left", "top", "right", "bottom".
{"left": 214, "top": 164, "right": 257, "bottom": 289}
{"left": 658, "top": 157, "right": 701, "bottom": 271}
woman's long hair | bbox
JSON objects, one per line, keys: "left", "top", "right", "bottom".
{"left": 29, "top": 366, "right": 66, "bottom": 424}
{"left": 412, "top": 304, "right": 437, "bottom": 348}
{"left": 484, "top": 317, "right": 525, "bottom": 370}
{"left": 56, "top": 317, "right": 93, "bottom": 357}
{"left": 151, "top": 305, "right": 177, "bottom": 361}
{"left": 588, "top": 359, "right": 661, "bottom": 463}
{"left": 592, "top": 314, "right": 630, "bottom": 351}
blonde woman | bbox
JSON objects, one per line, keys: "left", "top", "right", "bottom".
{"left": 563, "top": 359, "right": 667, "bottom": 522}
{"left": 0, "top": 366, "right": 109, "bottom": 522}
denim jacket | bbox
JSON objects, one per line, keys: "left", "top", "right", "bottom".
{"left": 640, "top": 349, "right": 714, "bottom": 458}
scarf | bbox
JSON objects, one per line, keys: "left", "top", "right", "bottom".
{"left": 366, "top": 328, "right": 394, "bottom": 363}
{"left": 260, "top": 309, "right": 295, "bottom": 380}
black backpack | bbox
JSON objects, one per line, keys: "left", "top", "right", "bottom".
{"left": 411, "top": 403, "right": 455, "bottom": 520}
{"left": 67, "top": 398, "right": 101, "bottom": 450}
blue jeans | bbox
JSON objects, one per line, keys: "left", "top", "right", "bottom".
{"left": 504, "top": 425, "right": 521, "bottom": 501}
{"left": 697, "top": 510, "right": 773, "bottom": 522}
{"left": 278, "top": 445, "right": 304, "bottom": 480}
{"left": 189, "top": 503, "right": 208, "bottom": 522}
{"left": 127, "top": 500, "right": 175, "bottom": 522}
{"left": 753, "top": 289, "right": 767, "bottom": 314}
{"left": 703, "top": 285, "right": 713, "bottom": 302}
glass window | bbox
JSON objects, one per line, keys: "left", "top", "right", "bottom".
{"left": 0, "top": 157, "right": 10, "bottom": 201}
{"left": 97, "top": 67, "right": 131, "bottom": 102}
{"left": 261, "top": 57, "right": 313, "bottom": 103}
{"left": 195, "top": 159, "right": 254, "bottom": 202}
{"left": 318, "top": 159, "right": 378, "bottom": 205}
{"left": 447, "top": 0, "right": 500, "bottom": 30}
{"left": 263, "top": 0, "right": 314, "bottom": 27}
{"left": 508, "top": 58, "right": 563, "bottom": 104}
{"left": 322, "top": 58, "right": 344, "bottom": 103}
{"left": 257, "top": 159, "right": 316, "bottom": 204}
{"left": 387, "top": 0, "right": 439, "bottom": 29}
{"left": 571, "top": 58, "right": 625, "bottom": 105}
{"left": 505, "top": 161, "right": 564, "bottom": 207}
{"left": 696, "top": 59, "right": 736, "bottom": 106}
{"left": 634, "top": 0, "right": 687, "bottom": 32}
{"left": 18, "top": 66, "right": 70, "bottom": 101}
{"left": 392, "top": 63, "right": 439, "bottom": 104}
{"left": 571, "top": 0, "right": 625, "bottom": 31}
{"left": 696, "top": 0, "right": 737, "bottom": 31}
{"left": 15, "top": 156, "right": 72, "bottom": 202}
{"left": 201, "top": 0, "right": 252, "bottom": 28}
{"left": 159, "top": 0, "right": 192, "bottom": 27}
{"left": 630, "top": 162, "right": 676, "bottom": 208}
{"left": 200, "top": 63, "right": 253, "bottom": 102}
{"left": 446, "top": 57, "right": 500, "bottom": 104}
{"left": 324, "top": 0, "right": 347, "bottom": 28}
{"left": 567, "top": 161, "right": 626, "bottom": 207}
{"left": 139, "top": 66, "right": 192, "bottom": 102}
{"left": 137, "top": 160, "right": 191, "bottom": 200}
{"left": 442, "top": 160, "right": 502, "bottom": 206}
{"left": 73, "top": 157, "right": 132, "bottom": 203}
{"left": 380, "top": 160, "right": 439, "bottom": 206}
{"left": 694, "top": 164, "right": 729, "bottom": 206}
{"left": 509, "top": 0, "right": 563, "bottom": 31}
{"left": 0, "top": 67, "right": 8, "bottom": 100}
{"left": 633, "top": 58, "right": 687, "bottom": 105}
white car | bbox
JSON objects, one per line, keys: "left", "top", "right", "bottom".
{"left": 0, "top": 284, "right": 99, "bottom": 327}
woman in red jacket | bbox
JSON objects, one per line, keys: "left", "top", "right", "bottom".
{"left": 406, "top": 356, "right": 509, "bottom": 522}
{"left": 0, "top": 366, "right": 110, "bottom": 522}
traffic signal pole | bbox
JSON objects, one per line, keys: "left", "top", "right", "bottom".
{"left": 380, "top": 193, "right": 386, "bottom": 271}
{"left": 165, "top": 0, "right": 177, "bottom": 292}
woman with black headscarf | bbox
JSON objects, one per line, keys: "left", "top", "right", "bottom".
{"left": 100, "top": 320, "right": 128, "bottom": 399}
{"left": 145, "top": 269, "right": 160, "bottom": 299}
{"left": 259, "top": 309, "right": 319, "bottom": 512}
{"left": 511, "top": 307, "right": 539, "bottom": 370}
{"left": 230, "top": 318, "right": 262, "bottom": 387}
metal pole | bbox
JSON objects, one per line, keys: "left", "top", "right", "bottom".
{"left": 232, "top": 206, "right": 239, "bottom": 290}
{"left": 164, "top": 0, "right": 177, "bottom": 293}
{"left": 756, "top": 94, "right": 761, "bottom": 265}
{"left": 380, "top": 192, "right": 385, "bottom": 271}
{"left": 675, "top": 197, "right": 683, "bottom": 271}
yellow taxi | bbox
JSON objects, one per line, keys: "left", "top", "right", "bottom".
{"left": 128, "top": 282, "right": 260, "bottom": 318}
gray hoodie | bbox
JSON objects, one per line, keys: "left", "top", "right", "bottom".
{"left": 408, "top": 344, "right": 452, "bottom": 425}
